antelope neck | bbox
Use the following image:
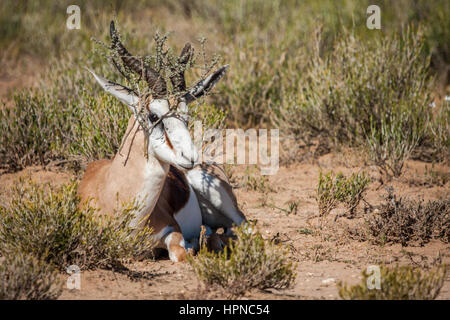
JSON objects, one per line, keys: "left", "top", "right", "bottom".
{"left": 108, "top": 118, "right": 170, "bottom": 228}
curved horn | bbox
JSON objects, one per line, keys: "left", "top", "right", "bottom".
{"left": 110, "top": 21, "right": 167, "bottom": 98}
{"left": 170, "top": 43, "right": 192, "bottom": 93}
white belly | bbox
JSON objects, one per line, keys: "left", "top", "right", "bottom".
{"left": 174, "top": 185, "right": 202, "bottom": 241}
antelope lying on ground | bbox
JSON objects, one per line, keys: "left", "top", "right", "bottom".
{"left": 78, "top": 22, "right": 246, "bottom": 262}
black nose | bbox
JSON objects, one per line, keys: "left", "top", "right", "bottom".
{"left": 181, "top": 152, "right": 194, "bottom": 165}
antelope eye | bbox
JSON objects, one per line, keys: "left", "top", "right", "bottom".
{"left": 149, "top": 113, "right": 159, "bottom": 122}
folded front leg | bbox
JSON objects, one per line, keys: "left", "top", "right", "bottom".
{"left": 162, "top": 230, "right": 187, "bottom": 262}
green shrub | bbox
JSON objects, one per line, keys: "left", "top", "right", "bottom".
{"left": 427, "top": 100, "right": 450, "bottom": 161}
{"left": 0, "top": 0, "right": 151, "bottom": 61}
{"left": 294, "top": 30, "right": 433, "bottom": 176}
{"left": 189, "top": 101, "right": 228, "bottom": 131}
{"left": 188, "top": 223, "right": 296, "bottom": 296}
{"left": 0, "top": 180, "right": 155, "bottom": 270}
{"left": 0, "top": 92, "right": 60, "bottom": 171}
{"left": 59, "top": 91, "right": 131, "bottom": 162}
{"left": 365, "top": 190, "right": 449, "bottom": 245}
{"left": 366, "top": 109, "right": 426, "bottom": 177}
{"left": 338, "top": 264, "right": 448, "bottom": 300}
{"left": 316, "top": 171, "right": 370, "bottom": 216}
{"left": 275, "top": 28, "right": 434, "bottom": 176}
{"left": 0, "top": 252, "right": 62, "bottom": 300}
{"left": 0, "top": 57, "right": 132, "bottom": 171}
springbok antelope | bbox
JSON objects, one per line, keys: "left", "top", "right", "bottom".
{"left": 78, "top": 22, "right": 246, "bottom": 262}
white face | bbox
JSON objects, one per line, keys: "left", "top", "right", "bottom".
{"left": 146, "top": 99, "right": 198, "bottom": 170}
{"left": 88, "top": 65, "right": 228, "bottom": 170}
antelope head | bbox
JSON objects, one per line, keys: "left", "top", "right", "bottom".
{"left": 88, "top": 21, "right": 228, "bottom": 171}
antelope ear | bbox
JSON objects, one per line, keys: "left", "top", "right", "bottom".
{"left": 183, "top": 65, "right": 229, "bottom": 104}
{"left": 86, "top": 68, "right": 139, "bottom": 109}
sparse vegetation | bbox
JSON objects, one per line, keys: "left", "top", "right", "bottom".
{"left": 364, "top": 190, "right": 449, "bottom": 246}
{"left": 188, "top": 223, "right": 296, "bottom": 297}
{"left": 423, "top": 166, "right": 449, "bottom": 186}
{"left": 0, "top": 252, "right": 62, "bottom": 300}
{"left": 0, "top": 180, "right": 155, "bottom": 270}
{"left": 1, "top": 1, "right": 449, "bottom": 173}
{"left": 275, "top": 29, "right": 435, "bottom": 176}
{"left": 338, "top": 264, "right": 448, "bottom": 300}
{"left": 297, "top": 228, "right": 314, "bottom": 236}
{"left": 316, "top": 171, "right": 371, "bottom": 217}
{"left": 0, "top": 61, "right": 131, "bottom": 171}
{"left": 427, "top": 100, "right": 450, "bottom": 162}
{"left": 302, "top": 243, "right": 337, "bottom": 263}
{"left": 241, "top": 166, "right": 273, "bottom": 193}
{"left": 280, "top": 201, "right": 300, "bottom": 216}
{"left": 406, "top": 164, "right": 449, "bottom": 187}
{"left": 0, "top": 92, "right": 61, "bottom": 171}
{"left": 265, "top": 200, "right": 300, "bottom": 216}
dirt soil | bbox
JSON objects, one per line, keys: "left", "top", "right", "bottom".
{"left": 1, "top": 155, "right": 448, "bottom": 300}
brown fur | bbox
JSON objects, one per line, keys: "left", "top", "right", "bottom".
{"left": 167, "top": 231, "right": 187, "bottom": 262}
{"left": 148, "top": 166, "right": 190, "bottom": 234}
{"left": 78, "top": 117, "right": 170, "bottom": 229}
{"left": 152, "top": 166, "right": 189, "bottom": 217}
{"left": 78, "top": 117, "right": 192, "bottom": 241}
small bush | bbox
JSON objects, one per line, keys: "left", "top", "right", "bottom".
{"left": 188, "top": 223, "right": 296, "bottom": 297}
{"left": 0, "top": 92, "right": 60, "bottom": 171}
{"left": 426, "top": 100, "right": 450, "bottom": 162}
{"left": 316, "top": 171, "right": 370, "bottom": 216}
{"left": 366, "top": 109, "right": 426, "bottom": 177}
{"left": 59, "top": 90, "right": 131, "bottom": 163}
{"left": 0, "top": 62, "right": 131, "bottom": 171}
{"left": 241, "top": 166, "right": 273, "bottom": 193}
{"left": 189, "top": 101, "right": 228, "bottom": 131}
{"left": 338, "top": 264, "right": 448, "bottom": 300}
{"left": 365, "top": 190, "right": 449, "bottom": 246}
{"left": 0, "top": 252, "right": 62, "bottom": 300}
{"left": 0, "top": 180, "right": 155, "bottom": 270}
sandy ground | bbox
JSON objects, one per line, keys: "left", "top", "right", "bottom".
{"left": 1, "top": 155, "right": 448, "bottom": 300}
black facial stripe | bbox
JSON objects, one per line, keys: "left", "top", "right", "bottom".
{"left": 149, "top": 112, "right": 159, "bottom": 122}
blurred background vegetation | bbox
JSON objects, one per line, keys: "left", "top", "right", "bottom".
{"left": 0, "top": 0, "right": 449, "bottom": 174}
